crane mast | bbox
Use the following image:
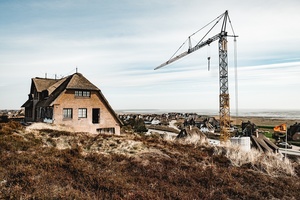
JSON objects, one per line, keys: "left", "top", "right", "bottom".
{"left": 155, "top": 10, "right": 235, "bottom": 142}
{"left": 219, "top": 32, "right": 230, "bottom": 142}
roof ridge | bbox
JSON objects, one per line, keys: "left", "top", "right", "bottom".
{"left": 66, "top": 73, "right": 99, "bottom": 91}
{"left": 34, "top": 77, "right": 58, "bottom": 80}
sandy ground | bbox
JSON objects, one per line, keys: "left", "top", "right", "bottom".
{"left": 26, "top": 122, "right": 75, "bottom": 132}
{"left": 169, "top": 120, "right": 180, "bottom": 131}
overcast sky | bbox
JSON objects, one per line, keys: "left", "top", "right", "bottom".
{"left": 1, "top": 0, "right": 300, "bottom": 113}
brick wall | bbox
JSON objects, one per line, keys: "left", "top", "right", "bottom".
{"left": 52, "top": 90, "right": 120, "bottom": 134}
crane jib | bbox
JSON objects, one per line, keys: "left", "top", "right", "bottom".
{"left": 154, "top": 33, "right": 221, "bottom": 70}
{"left": 188, "top": 33, "right": 221, "bottom": 53}
{"left": 154, "top": 52, "right": 188, "bottom": 70}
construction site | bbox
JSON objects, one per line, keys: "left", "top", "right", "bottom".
{"left": 152, "top": 10, "right": 300, "bottom": 157}
{"left": 120, "top": 111, "right": 300, "bottom": 156}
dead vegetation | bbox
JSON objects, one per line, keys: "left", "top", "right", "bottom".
{"left": 0, "top": 122, "right": 300, "bottom": 199}
{"left": 213, "top": 145, "right": 296, "bottom": 177}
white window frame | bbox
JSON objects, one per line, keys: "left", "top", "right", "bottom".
{"left": 75, "top": 90, "right": 90, "bottom": 97}
{"left": 78, "top": 108, "right": 87, "bottom": 118}
{"left": 63, "top": 108, "right": 72, "bottom": 119}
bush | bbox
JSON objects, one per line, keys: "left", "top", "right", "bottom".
{"left": 39, "top": 129, "right": 72, "bottom": 137}
{"left": 0, "top": 121, "right": 23, "bottom": 135}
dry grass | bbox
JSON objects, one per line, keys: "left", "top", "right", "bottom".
{"left": 213, "top": 144, "right": 295, "bottom": 177}
{"left": 0, "top": 122, "right": 300, "bottom": 199}
{"left": 163, "top": 127, "right": 208, "bottom": 146}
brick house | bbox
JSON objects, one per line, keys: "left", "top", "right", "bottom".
{"left": 22, "top": 73, "right": 122, "bottom": 134}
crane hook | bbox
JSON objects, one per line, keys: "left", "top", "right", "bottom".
{"left": 207, "top": 56, "right": 211, "bottom": 71}
{"left": 207, "top": 44, "right": 211, "bottom": 71}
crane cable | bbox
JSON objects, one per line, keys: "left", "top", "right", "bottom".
{"left": 167, "top": 12, "right": 226, "bottom": 62}
{"left": 227, "top": 14, "right": 236, "bottom": 36}
{"left": 228, "top": 13, "right": 239, "bottom": 124}
{"left": 234, "top": 37, "right": 238, "bottom": 125}
{"left": 191, "top": 11, "right": 225, "bottom": 37}
{"left": 195, "top": 15, "right": 222, "bottom": 47}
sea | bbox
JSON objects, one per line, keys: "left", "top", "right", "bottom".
{"left": 116, "top": 109, "right": 300, "bottom": 120}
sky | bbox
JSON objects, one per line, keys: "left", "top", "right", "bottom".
{"left": 1, "top": 0, "right": 300, "bottom": 113}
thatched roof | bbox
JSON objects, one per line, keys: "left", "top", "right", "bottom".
{"left": 21, "top": 99, "right": 33, "bottom": 108}
{"left": 32, "top": 78, "right": 59, "bottom": 92}
{"left": 66, "top": 73, "right": 99, "bottom": 91}
{"left": 47, "top": 77, "right": 68, "bottom": 94}
{"left": 34, "top": 73, "right": 100, "bottom": 107}
{"left": 32, "top": 73, "right": 99, "bottom": 95}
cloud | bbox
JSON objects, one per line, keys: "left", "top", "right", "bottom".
{"left": 0, "top": 0, "right": 300, "bottom": 110}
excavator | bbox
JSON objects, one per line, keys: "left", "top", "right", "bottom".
{"left": 274, "top": 123, "right": 287, "bottom": 135}
{"left": 273, "top": 124, "right": 287, "bottom": 141}
{"left": 273, "top": 123, "right": 287, "bottom": 143}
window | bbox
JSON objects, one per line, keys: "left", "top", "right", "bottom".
{"left": 97, "top": 128, "right": 115, "bottom": 134}
{"left": 63, "top": 108, "right": 72, "bottom": 118}
{"left": 78, "top": 108, "right": 87, "bottom": 118}
{"left": 75, "top": 90, "right": 90, "bottom": 97}
{"left": 82, "top": 91, "right": 90, "bottom": 96}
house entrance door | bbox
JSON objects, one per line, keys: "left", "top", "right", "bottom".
{"left": 92, "top": 108, "right": 100, "bottom": 124}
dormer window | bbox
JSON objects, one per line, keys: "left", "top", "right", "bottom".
{"left": 75, "top": 90, "right": 91, "bottom": 97}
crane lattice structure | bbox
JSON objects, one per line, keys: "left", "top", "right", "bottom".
{"left": 154, "top": 10, "right": 237, "bottom": 142}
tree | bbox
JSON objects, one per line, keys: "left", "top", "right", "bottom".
{"left": 134, "top": 118, "right": 148, "bottom": 133}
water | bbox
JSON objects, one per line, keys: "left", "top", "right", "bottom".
{"left": 232, "top": 109, "right": 300, "bottom": 119}
{"left": 116, "top": 109, "right": 300, "bottom": 120}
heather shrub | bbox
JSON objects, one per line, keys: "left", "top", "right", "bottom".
{"left": 39, "top": 128, "right": 73, "bottom": 137}
{"left": 0, "top": 121, "right": 23, "bottom": 135}
{"left": 1, "top": 123, "right": 299, "bottom": 199}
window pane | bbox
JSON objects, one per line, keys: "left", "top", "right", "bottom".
{"left": 75, "top": 90, "right": 90, "bottom": 97}
{"left": 63, "top": 108, "right": 72, "bottom": 118}
{"left": 78, "top": 108, "right": 87, "bottom": 118}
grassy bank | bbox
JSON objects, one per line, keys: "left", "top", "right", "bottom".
{"left": 0, "top": 122, "right": 300, "bottom": 199}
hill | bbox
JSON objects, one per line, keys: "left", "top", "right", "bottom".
{"left": 0, "top": 121, "right": 300, "bottom": 199}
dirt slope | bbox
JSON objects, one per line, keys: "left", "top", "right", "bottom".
{"left": 0, "top": 122, "right": 299, "bottom": 199}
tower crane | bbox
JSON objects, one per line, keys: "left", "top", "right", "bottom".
{"left": 154, "top": 10, "right": 237, "bottom": 142}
